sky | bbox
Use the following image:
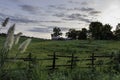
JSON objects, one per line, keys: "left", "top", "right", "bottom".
{"left": 0, "top": 0, "right": 120, "bottom": 39}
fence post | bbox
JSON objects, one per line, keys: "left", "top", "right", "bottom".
{"left": 109, "top": 52, "right": 114, "bottom": 80}
{"left": 70, "top": 53, "right": 74, "bottom": 69}
{"left": 52, "top": 52, "right": 56, "bottom": 70}
{"left": 27, "top": 53, "right": 32, "bottom": 80}
{"left": 91, "top": 52, "right": 95, "bottom": 80}
{"left": 91, "top": 52, "right": 95, "bottom": 72}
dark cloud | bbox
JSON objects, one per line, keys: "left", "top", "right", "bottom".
{"left": 10, "top": 17, "right": 38, "bottom": 23}
{"left": 48, "top": 5, "right": 75, "bottom": 11}
{"left": 67, "top": 13, "right": 82, "bottom": 18}
{"left": 28, "top": 27, "right": 51, "bottom": 33}
{"left": 78, "top": 17, "right": 91, "bottom": 23}
{"left": 48, "top": 6, "right": 100, "bottom": 23}
{"left": 19, "top": 5, "right": 40, "bottom": 14}
{"left": 68, "top": 0, "right": 86, "bottom": 5}
{"left": 63, "top": 17, "right": 91, "bottom": 23}
{"left": 48, "top": 4, "right": 101, "bottom": 17}
{"left": 0, "top": 12, "right": 66, "bottom": 24}
{"left": 53, "top": 13, "right": 65, "bottom": 17}
{"left": 62, "top": 13, "right": 91, "bottom": 23}
{"left": 28, "top": 26, "right": 69, "bottom": 33}
{"left": 68, "top": 1, "right": 79, "bottom": 4}
{"left": 53, "top": 6, "right": 66, "bottom": 10}
{"left": 89, "top": 11, "right": 101, "bottom": 15}
{"left": 39, "top": 20, "right": 64, "bottom": 23}
{"left": 53, "top": 13, "right": 88, "bottom": 18}
{"left": 73, "top": 8, "right": 81, "bottom": 11}
{"left": 62, "top": 18, "right": 75, "bottom": 21}
{"left": 82, "top": 14, "right": 88, "bottom": 17}
{"left": 48, "top": 5, "right": 56, "bottom": 8}
{"left": 79, "top": 7, "right": 101, "bottom": 16}
{"left": 48, "top": 5, "right": 66, "bottom": 10}
{"left": 0, "top": 12, "right": 38, "bottom": 23}
{"left": 80, "top": 7, "right": 94, "bottom": 12}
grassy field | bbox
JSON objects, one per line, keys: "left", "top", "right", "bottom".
{"left": 0, "top": 36, "right": 120, "bottom": 80}
{"left": 1, "top": 36, "right": 120, "bottom": 54}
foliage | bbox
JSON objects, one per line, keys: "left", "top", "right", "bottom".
{"left": 78, "top": 28, "right": 87, "bottom": 40}
{"left": 65, "top": 21, "right": 120, "bottom": 40}
{"left": 66, "top": 29, "right": 77, "bottom": 39}
{"left": 51, "top": 27, "right": 62, "bottom": 37}
{"left": 114, "top": 23, "right": 120, "bottom": 40}
{"left": 101, "top": 24, "right": 113, "bottom": 40}
{"left": 89, "top": 22, "right": 103, "bottom": 40}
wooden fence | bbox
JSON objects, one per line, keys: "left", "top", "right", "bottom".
{"left": 4, "top": 51, "right": 119, "bottom": 71}
{"left": 0, "top": 50, "right": 119, "bottom": 80}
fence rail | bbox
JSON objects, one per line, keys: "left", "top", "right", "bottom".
{"left": 2, "top": 51, "right": 120, "bottom": 71}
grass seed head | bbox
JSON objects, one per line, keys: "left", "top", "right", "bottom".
{"left": 18, "top": 38, "right": 32, "bottom": 53}
{"left": 2, "top": 17, "right": 9, "bottom": 27}
{"left": 4, "top": 24, "right": 15, "bottom": 50}
{"left": 14, "top": 32, "right": 22, "bottom": 45}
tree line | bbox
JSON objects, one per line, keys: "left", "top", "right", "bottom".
{"left": 52, "top": 22, "right": 120, "bottom": 40}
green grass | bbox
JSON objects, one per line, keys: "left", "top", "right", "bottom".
{"left": 1, "top": 36, "right": 120, "bottom": 80}
{"left": 1, "top": 36, "right": 120, "bottom": 67}
{"left": 1, "top": 36, "right": 120, "bottom": 55}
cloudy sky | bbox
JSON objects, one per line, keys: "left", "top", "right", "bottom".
{"left": 0, "top": 0, "right": 120, "bottom": 39}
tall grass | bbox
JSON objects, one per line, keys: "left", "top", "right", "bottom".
{"left": 0, "top": 18, "right": 32, "bottom": 80}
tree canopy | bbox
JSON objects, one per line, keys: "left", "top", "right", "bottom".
{"left": 66, "top": 21, "right": 120, "bottom": 40}
{"left": 51, "top": 27, "right": 62, "bottom": 37}
{"left": 52, "top": 22, "right": 120, "bottom": 40}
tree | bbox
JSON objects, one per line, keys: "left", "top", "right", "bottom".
{"left": 101, "top": 24, "right": 113, "bottom": 40}
{"left": 78, "top": 28, "right": 87, "bottom": 40}
{"left": 114, "top": 23, "right": 120, "bottom": 40}
{"left": 51, "top": 27, "right": 62, "bottom": 37}
{"left": 89, "top": 22, "right": 103, "bottom": 40}
{"left": 66, "top": 29, "right": 77, "bottom": 39}
{"left": 116, "top": 23, "right": 120, "bottom": 30}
